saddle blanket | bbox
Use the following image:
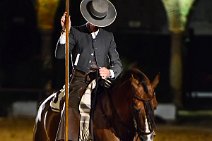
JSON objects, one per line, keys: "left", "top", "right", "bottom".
{"left": 79, "top": 79, "right": 96, "bottom": 141}
{"left": 49, "top": 80, "right": 96, "bottom": 141}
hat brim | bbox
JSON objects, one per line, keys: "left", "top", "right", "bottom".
{"left": 80, "top": 0, "right": 117, "bottom": 27}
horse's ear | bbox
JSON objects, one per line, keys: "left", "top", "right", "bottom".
{"left": 128, "top": 63, "right": 138, "bottom": 70}
{"left": 131, "top": 74, "right": 135, "bottom": 79}
{"left": 151, "top": 73, "right": 160, "bottom": 89}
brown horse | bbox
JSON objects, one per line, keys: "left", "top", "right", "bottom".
{"left": 33, "top": 67, "right": 159, "bottom": 141}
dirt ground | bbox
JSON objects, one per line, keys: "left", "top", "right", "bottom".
{"left": 0, "top": 117, "right": 212, "bottom": 141}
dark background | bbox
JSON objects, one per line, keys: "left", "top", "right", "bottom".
{"left": 1, "top": 0, "right": 212, "bottom": 116}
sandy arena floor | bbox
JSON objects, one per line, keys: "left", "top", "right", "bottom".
{"left": 0, "top": 117, "right": 212, "bottom": 141}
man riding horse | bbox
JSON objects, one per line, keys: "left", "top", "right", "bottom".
{"left": 55, "top": 0, "right": 122, "bottom": 140}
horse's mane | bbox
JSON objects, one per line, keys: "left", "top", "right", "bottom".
{"left": 113, "top": 66, "right": 149, "bottom": 93}
{"left": 116, "top": 66, "right": 147, "bottom": 82}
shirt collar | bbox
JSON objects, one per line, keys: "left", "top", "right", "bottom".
{"left": 91, "top": 29, "right": 99, "bottom": 39}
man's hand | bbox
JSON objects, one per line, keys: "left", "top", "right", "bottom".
{"left": 61, "top": 12, "right": 71, "bottom": 32}
{"left": 99, "top": 67, "right": 111, "bottom": 79}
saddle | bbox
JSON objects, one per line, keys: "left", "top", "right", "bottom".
{"left": 49, "top": 78, "right": 112, "bottom": 140}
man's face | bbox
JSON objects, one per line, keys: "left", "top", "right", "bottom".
{"left": 87, "top": 23, "right": 98, "bottom": 32}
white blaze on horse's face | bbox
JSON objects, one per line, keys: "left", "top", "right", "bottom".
{"left": 141, "top": 132, "right": 155, "bottom": 141}
{"left": 142, "top": 116, "right": 155, "bottom": 141}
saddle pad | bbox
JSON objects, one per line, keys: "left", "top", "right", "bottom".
{"left": 79, "top": 80, "right": 96, "bottom": 141}
{"left": 50, "top": 85, "right": 65, "bottom": 112}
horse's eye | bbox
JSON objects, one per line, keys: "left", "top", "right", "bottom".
{"left": 133, "top": 107, "right": 141, "bottom": 113}
{"left": 141, "top": 80, "right": 146, "bottom": 85}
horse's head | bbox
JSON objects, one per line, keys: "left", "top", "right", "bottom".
{"left": 94, "top": 67, "right": 159, "bottom": 141}
{"left": 129, "top": 68, "right": 160, "bottom": 141}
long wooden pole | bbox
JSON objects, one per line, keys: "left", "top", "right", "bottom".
{"left": 65, "top": 0, "right": 70, "bottom": 141}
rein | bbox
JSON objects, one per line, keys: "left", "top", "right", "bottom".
{"left": 114, "top": 76, "right": 156, "bottom": 139}
{"left": 99, "top": 70, "right": 157, "bottom": 140}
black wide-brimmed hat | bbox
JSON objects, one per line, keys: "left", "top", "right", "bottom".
{"left": 80, "top": 0, "right": 117, "bottom": 27}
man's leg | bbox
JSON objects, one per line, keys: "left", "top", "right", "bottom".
{"left": 55, "top": 70, "right": 88, "bottom": 141}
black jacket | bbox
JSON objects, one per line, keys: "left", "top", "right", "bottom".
{"left": 55, "top": 24, "right": 122, "bottom": 79}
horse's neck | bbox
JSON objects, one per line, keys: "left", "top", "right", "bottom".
{"left": 106, "top": 84, "right": 136, "bottom": 140}
{"left": 112, "top": 83, "right": 131, "bottom": 104}
{"left": 110, "top": 83, "right": 133, "bottom": 121}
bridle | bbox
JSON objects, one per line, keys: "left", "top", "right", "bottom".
{"left": 105, "top": 72, "right": 157, "bottom": 140}
{"left": 119, "top": 74, "right": 157, "bottom": 133}
{"left": 133, "top": 102, "right": 156, "bottom": 141}
{"left": 131, "top": 78, "right": 156, "bottom": 141}
{"left": 133, "top": 92, "right": 155, "bottom": 102}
